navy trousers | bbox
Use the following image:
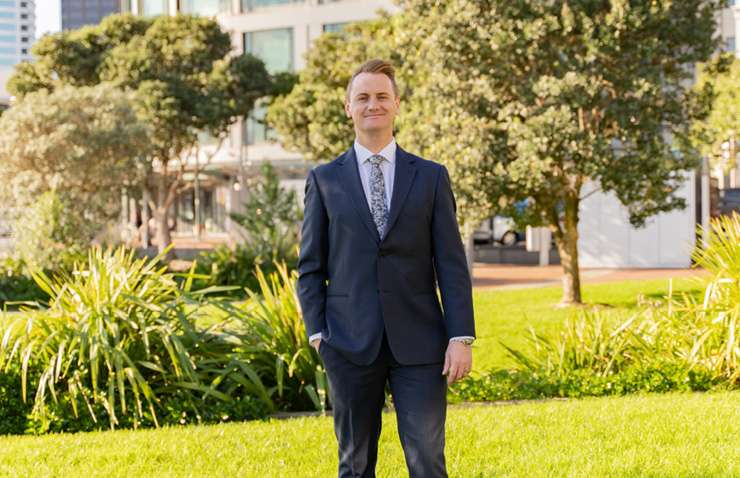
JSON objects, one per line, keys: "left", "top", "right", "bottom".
{"left": 318, "top": 329, "right": 448, "bottom": 478}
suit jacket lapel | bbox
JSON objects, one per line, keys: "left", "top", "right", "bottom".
{"left": 337, "top": 146, "right": 381, "bottom": 244}
{"left": 384, "top": 145, "right": 417, "bottom": 240}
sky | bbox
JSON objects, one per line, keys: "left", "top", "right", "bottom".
{"left": 36, "top": 0, "right": 61, "bottom": 39}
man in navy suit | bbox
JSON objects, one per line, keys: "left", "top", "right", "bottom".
{"left": 297, "top": 59, "right": 476, "bottom": 478}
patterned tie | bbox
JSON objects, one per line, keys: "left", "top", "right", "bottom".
{"left": 367, "top": 154, "right": 389, "bottom": 238}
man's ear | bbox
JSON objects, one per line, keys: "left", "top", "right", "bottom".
{"left": 344, "top": 100, "right": 351, "bottom": 118}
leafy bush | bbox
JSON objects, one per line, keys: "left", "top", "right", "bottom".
{"left": 0, "top": 256, "right": 48, "bottom": 309}
{"left": 229, "top": 162, "right": 302, "bottom": 259}
{"left": 217, "top": 263, "right": 329, "bottom": 412}
{"left": 11, "top": 191, "right": 91, "bottom": 272}
{"left": 193, "top": 162, "right": 301, "bottom": 297}
{"left": 193, "top": 243, "right": 297, "bottom": 297}
{"left": 0, "top": 246, "right": 273, "bottom": 433}
{"left": 452, "top": 213, "right": 740, "bottom": 402}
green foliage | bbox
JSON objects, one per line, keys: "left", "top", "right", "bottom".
{"left": 0, "top": 257, "right": 48, "bottom": 309}
{"left": 218, "top": 264, "right": 329, "bottom": 412}
{"left": 7, "top": 13, "right": 272, "bottom": 251}
{"left": 269, "top": 0, "right": 725, "bottom": 302}
{"left": 0, "top": 83, "right": 151, "bottom": 240}
{"left": 0, "top": 361, "right": 37, "bottom": 435}
{"left": 691, "top": 54, "right": 739, "bottom": 171}
{"left": 230, "top": 162, "right": 302, "bottom": 259}
{"left": 267, "top": 14, "right": 402, "bottom": 162}
{"left": 454, "top": 213, "right": 740, "bottom": 401}
{"left": 11, "top": 192, "right": 91, "bottom": 272}
{"left": 0, "top": 246, "right": 273, "bottom": 432}
{"left": 193, "top": 244, "right": 296, "bottom": 298}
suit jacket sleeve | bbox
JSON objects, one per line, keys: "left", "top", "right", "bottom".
{"left": 431, "top": 165, "right": 476, "bottom": 339}
{"left": 297, "top": 168, "right": 329, "bottom": 338}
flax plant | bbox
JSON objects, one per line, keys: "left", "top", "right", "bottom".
{"left": 504, "top": 213, "right": 739, "bottom": 388}
{"left": 0, "top": 246, "right": 269, "bottom": 430}
{"left": 219, "top": 263, "right": 329, "bottom": 412}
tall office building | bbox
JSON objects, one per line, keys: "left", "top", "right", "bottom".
{"left": 0, "top": 0, "right": 34, "bottom": 106}
{"left": 61, "top": 0, "right": 120, "bottom": 30}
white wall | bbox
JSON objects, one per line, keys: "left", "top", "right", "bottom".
{"left": 577, "top": 172, "right": 696, "bottom": 268}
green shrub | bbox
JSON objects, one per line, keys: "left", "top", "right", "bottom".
{"left": 0, "top": 246, "right": 273, "bottom": 433}
{"left": 0, "top": 257, "right": 48, "bottom": 308}
{"left": 193, "top": 243, "right": 297, "bottom": 297}
{"left": 0, "top": 361, "right": 38, "bottom": 435}
{"left": 217, "top": 263, "right": 329, "bottom": 412}
{"left": 452, "top": 213, "right": 740, "bottom": 402}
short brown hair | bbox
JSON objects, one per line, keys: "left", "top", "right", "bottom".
{"left": 346, "top": 59, "right": 399, "bottom": 101}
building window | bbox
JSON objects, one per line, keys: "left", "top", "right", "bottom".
{"left": 0, "top": 34, "right": 15, "bottom": 42}
{"left": 0, "top": 23, "right": 15, "bottom": 31}
{"left": 180, "top": 0, "right": 231, "bottom": 15}
{"left": 242, "top": 28, "right": 293, "bottom": 145}
{"left": 21, "top": 36, "right": 28, "bottom": 42}
{"left": 241, "top": 0, "right": 303, "bottom": 12}
{"left": 0, "top": 57, "right": 15, "bottom": 65}
{"left": 20, "top": 13, "right": 27, "bottom": 19}
{"left": 323, "top": 22, "right": 347, "bottom": 33}
{"left": 0, "top": 1, "right": 14, "bottom": 8}
{"left": 0, "top": 46, "right": 14, "bottom": 54}
{"left": 0, "top": 12, "right": 15, "bottom": 19}
{"left": 243, "top": 28, "right": 293, "bottom": 74}
{"left": 726, "top": 36, "right": 736, "bottom": 52}
{"left": 20, "top": 25, "right": 27, "bottom": 31}
{"left": 139, "top": 0, "right": 168, "bottom": 16}
{"left": 20, "top": 1, "right": 27, "bottom": 6}
{"left": 243, "top": 101, "right": 279, "bottom": 145}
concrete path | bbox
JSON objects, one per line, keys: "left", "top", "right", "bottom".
{"left": 472, "top": 264, "right": 708, "bottom": 290}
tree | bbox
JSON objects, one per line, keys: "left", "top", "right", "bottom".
{"left": 0, "top": 83, "right": 151, "bottom": 255}
{"left": 229, "top": 162, "right": 303, "bottom": 260}
{"left": 691, "top": 54, "right": 739, "bottom": 172}
{"left": 396, "top": 0, "right": 724, "bottom": 305}
{"left": 8, "top": 13, "right": 271, "bottom": 253}
{"left": 267, "top": 13, "right": 404, "bottom": 162}
{"left": 268, "top": 1, "right": 725, "bottom": 305}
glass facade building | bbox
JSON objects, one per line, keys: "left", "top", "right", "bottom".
{"left": 0, "top": 0, "right": 34, "bottom": 69}
{"left": 61, "top": 0, "right": 120, "bottom": 30}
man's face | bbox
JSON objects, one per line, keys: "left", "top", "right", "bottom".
{"left": 345, "top": 72, "right": 400, "bottom": 135}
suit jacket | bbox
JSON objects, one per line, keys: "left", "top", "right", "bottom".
{"left": 297, "top": 144, "right": 475, "bottom": 366}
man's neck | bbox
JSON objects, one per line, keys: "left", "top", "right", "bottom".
{"left": 355, "top": 130, "right": 394, "bottom": 154}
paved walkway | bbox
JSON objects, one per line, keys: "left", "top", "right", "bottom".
{"left": 472, "top": 263, "right": 708, "bottom": 290}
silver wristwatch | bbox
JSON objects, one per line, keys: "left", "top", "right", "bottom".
{"left": 452, "top": 337, "right": 475, "bottom": 346}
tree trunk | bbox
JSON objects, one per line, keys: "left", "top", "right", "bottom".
{"left": 463, "top": 223, "right": 475, "bottom": 277}
{"left": 552, "top": 194, "right": 582, "bottom": 305}
{"left": 155, "top": 172, "right": 173, "bottom": 259}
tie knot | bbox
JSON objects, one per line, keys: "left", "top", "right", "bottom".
{"left": 368, "top": 154, "right": 385, "bottom": 166}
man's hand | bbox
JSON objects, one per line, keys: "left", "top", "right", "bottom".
{"left": 442, "top": 341, "right": 472, "bottom": 385}
{"left": 310, "top": 338, "right": 321, "bottom": 353}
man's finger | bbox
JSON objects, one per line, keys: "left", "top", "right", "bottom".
{"left": 447, "top": 363, "right": 459, "bottom": 385}
{"left": 442, "top": 352, "right": 450, "bottom": 375}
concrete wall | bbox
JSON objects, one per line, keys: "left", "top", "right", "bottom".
{"left": 578, "top": 172, "right": 696, "bottom": 268}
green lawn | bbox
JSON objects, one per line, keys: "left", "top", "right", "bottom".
{"left": 471, "top": 277, "right": 704, "bottom": 372}
{"left": 0, "top": 390, "right": 736, "bottom": 477}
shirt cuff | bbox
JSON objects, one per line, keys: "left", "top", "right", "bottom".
{"left": 308, "top": 332, "right": 322, "bottom": 343}
{"left": 449, "top": 336, "right": 475, "bottom": 342}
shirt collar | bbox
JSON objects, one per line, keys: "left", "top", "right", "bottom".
{"left": 354, "top": 137, "right": 397, "bottom": 166}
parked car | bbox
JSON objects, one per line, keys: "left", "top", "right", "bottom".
{"left": 474, "top": 216, "right": 522, "bottom": 246}
{"left": 719, "top": 188, "right": 740, "bottom": 216}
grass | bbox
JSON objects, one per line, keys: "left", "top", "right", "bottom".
{"left": 0, "top": 389, "right": 736, "bottom": 477}
{"left": 471, "top": 277, "right": 705, "bottom": 372}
